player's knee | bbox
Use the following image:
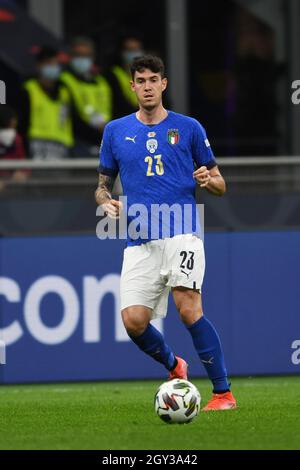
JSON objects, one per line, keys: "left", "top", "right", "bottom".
{"left": 122, "top": 308, "right": 149, "bottom": 337}
{"left": 179, "top": 307, "right": 203, "bottom": 326}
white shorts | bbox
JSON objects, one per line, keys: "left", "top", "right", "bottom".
{"left": 120, "top": 234, "right": 205, "bottom": 320}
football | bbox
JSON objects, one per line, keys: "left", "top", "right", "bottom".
{"left": 154, "top": 379, "right": 201, "bottom": 424}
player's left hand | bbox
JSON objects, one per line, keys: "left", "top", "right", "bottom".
{"left": 193, "top": 166, "right": 211, "bottom": 188}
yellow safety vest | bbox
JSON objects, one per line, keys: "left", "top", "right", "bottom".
{"left": 61, "top": 71, "right": 112, "bottom": 124}
{"left": 112, "top": 65, "right": 138, "bottom": 108}
{"left": 24, "top": 79, "right": 74, "bottom": 147}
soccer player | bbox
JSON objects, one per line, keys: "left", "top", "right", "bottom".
{"left": 95, "top": 55, "right": 237, "bottom": 411}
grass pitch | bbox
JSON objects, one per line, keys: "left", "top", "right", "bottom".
{"left": 0, "top": 376, "right": 299, "bottom": 450}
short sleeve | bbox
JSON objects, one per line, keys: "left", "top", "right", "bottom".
{"left": 98, "top": 124, "right": 119, "bottom": 177}
{"left": 192, "top": 120, "right": 217, "bottom": 170}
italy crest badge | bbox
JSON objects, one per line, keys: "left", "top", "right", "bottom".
{"left": 168, "top": 129, "right": 179, "bottom": 145}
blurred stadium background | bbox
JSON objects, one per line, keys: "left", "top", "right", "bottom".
{"left": 0, "top": 0, "right": 299, "bottom": 386}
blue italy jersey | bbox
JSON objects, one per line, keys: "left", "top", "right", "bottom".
{"left": 99, "top": 111, "right": 217, "bottom": 246}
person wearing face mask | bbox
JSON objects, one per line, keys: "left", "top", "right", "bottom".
{"left": 60, "top": 37, "right": 112, "bottom": 157}
{"left": 104, "top": 35, "right": 143, "bottom": 119}
{"left": 18, "top": 46, "right": 74, "bottom": 160}
{"left": 0, "top": 105, "right": 28, "bottom": 189}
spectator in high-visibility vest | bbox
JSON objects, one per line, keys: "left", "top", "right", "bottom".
{"left": 105, "top": 35, "right": 143, "bottom": 119}
{"left": 19, "top": 46, "right": 74, "bottom": 161}
{"left": 61, "top": 36, "right": 112, "bottom": 157}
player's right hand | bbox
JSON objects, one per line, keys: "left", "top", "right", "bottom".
{"left": 101, "top": 199, "right": 123, "bottom": 219}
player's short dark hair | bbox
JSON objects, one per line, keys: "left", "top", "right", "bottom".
{"left": 0, "top": 105, "right": 17, "bottom": 128}
{"left": 130, "top": 55, "right": 165, "bottom": 79}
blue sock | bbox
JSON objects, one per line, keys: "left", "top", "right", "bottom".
{"left": 187, "top": 316, "right": 230, "bottom": 393}
{"left": 129, "top": 323, "right": 176, "bottom": 371}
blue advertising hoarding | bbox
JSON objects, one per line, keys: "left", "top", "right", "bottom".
{"left": 0, "top": 231, "right": 300, "bottom": 383}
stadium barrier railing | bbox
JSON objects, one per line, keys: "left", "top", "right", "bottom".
{"left": 1, "top": 156, "right": 300, "bottom": 170}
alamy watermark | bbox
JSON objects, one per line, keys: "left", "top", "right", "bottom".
{"left": 96, "top": 197, "right": 205, "bottom": 241}
{"left": 291, "top": 340, "right": 300, "bottom": 365}
{"left": 291, "top": 81, "right": 300, "bottom": 105}
{"left": 0, "top": 80, "right": 6, "bottom": 104}
{"left": 0, "top": 340, "right": 6, "bottom": 365}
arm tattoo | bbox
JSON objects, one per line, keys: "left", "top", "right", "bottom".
{"left": 95, "top": 174, "right": 116, "bottom": 205}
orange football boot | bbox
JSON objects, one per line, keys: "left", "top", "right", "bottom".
{"left": 169, "top": 356, "right": 188, "bottom": 380}
{"left": 202, "top": 391, "right": 237, "bottom": 411}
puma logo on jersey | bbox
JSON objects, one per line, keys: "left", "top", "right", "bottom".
{"left": 125, "top": 136, "right": 137, "bottom": 143}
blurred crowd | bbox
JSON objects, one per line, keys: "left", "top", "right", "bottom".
{"left": 0, "top": 34, "right": 145, "bottom": 185}
{"left": 0, "top": 5, "right": 282, "bottom": 189}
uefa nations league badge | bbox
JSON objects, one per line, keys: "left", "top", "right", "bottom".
{"left": 168, "top": 129, "right": 180, "bottom": 145}
{"left": 146, "top": 138, "right": 158, "bottom": 154}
